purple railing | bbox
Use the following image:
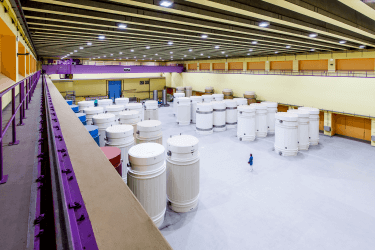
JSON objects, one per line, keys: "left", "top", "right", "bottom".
{"left": 0, "top": 71, "right": 41, "bottom": 184}
{"left": 42, "top": 74, "right": 98, "bottom": 249}
{"left": 187, "top": 69, "right": 375, "bottom": 78}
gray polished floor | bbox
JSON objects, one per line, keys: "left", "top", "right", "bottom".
{"left": 159, "top": 104, "right": 375, "bottom": 250}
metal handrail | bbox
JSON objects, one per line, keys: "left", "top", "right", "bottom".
{"left": 0, "top": 70, "right": 41, "bottom": 184}
{"left": 186, "top": 70, "right": 375, "bottom": 78}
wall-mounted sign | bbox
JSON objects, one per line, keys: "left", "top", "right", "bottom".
{"left": 140, "top": 81, "right": 144, "bottom": 85}
{"left": 124, "top": 68, "right": 131, "bottom": 72}
{"left": 145, "top": 80, "right": 150, "bottom": 84}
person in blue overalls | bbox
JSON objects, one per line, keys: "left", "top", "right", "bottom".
{"left": 248, "top": 154, "right": 253, "bottom": 172}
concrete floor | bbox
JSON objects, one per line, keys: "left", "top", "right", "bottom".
{"left": 158, "top": 104, "right": 375, "bottom": 250}
{"left": 0, "top": 80, "right": 41, "bottom": 250}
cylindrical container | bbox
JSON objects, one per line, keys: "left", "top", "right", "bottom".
{"left": 136, "top": 120, "right": 163, "bottom": 145}
{"left": 224, "top": 100, "right": 237, "bottom": 129}
{"left": 166, "top": 135, "right": 200, "bottom": 212}
{"left": 223, "top": 88, "right": 233, "bottom": 99}
{"left": 185, "top": 86, "right": 192, "bottom": 97}
{"left": 212, "top": 101, "right": 226, "bottom": 132}
{"left": 92, "top": 113, "right": 116, "bottom": 147}
{"left": 212, "top": 94, "right": 224, "bottom": 102}
{"left": 153, "top": 90, "right": 159, "bottom": 101}
{"left": 287, "top": 110, "right": 310, "bottom": 150}
{"left": 205, "top": 86, "right": 214, "bottom": 94}
{"left": 202, "top": 95, "right": 213, "bottom": 103}
{"left": 106, "top": 105, "right": 126, "bottom": 124}
{"left": 162, "top": 89, "right": 168, "bottom": 106}
{"left": 84, "top": 125, "right": 100, "bottom": 146}
{"left": 105, "top": 125, "right": 134, "bottom": 182}
{"left": 196, "top": 103, "right": 213, "bottom": 135}
{"left": 76, "top": 113, "right": 87, "bottom": 125}
{"left": 100, "top": 147, "right": 122, "bottom": 176}
{"left": 176, "top": 86, "right": 185, "bottom": 93}
{"left": 97, "top": 99, "right": 113, "bottom": 111}
{"left": 127, "top": 143, "right": 166, "bottom": 228}
{"left": 84, "top": 107, "right": 104, "bottom": 125}
{"left": 177, "top": 97, "right": 191, "bottom": 126}
{"left": 261, "top": 102, "right": 278, "bottom": 134}
{"left": 244, "top": 91, "right": 256, "bottom": 105}
{"left": 298, "top": 107, "right": 320, "bottom": 146}
{"left": 234, "top": 98, "right": 247, "bottom": 106}
{"left": 115, "top": 97, "right": 129, "bottom": 107}
{"left": 274, "top": 112, "right": 299, "bottom": 156}
{"left": 251, "top": 103, "right": 268, "bottom": 138}
{"left": 126, "top": 103, "right": 144, "bottom": 121}
{"left": 66, "top": 100, "right": 73, "bottom": 105}
{"left": 237, "top": 105, "right": 256, "bottom": 141}
{"left": 190, "top": 96, "right": 203, "bottom": 124}
{"left": 173, "top": 93, "right": 185, "bottom": 116}
{"left": 144, "top": 100, "right": 159, "bottom": 121}
{"left": 78, "top": 100, "right": 95, "bottom": 113}
{"left": 118, "top": 110, "right": 142, "bottom": 137}
{"left": 70, "top": 105, "right": 79, "bottom": 113}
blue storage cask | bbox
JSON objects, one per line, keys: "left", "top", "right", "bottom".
{"left": 70, "top": 105, "right": 79, "bottom": 113}
{"left": 76, "top": 113, "right": 87, "bottom": 125}
{"left": 84, "top": 125, "right": 100, "bottom": 146}
{"left": 66, "top": 100, "right": 73, "bottom": 105}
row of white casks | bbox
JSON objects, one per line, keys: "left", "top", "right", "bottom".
{"left": 236, "top": 102, "right": 278, "bottom": 141}
{"left": 97, "top": 99, "right": 113, "bottom": 111}
{"left": 126, "top": 103, "right": 144, "bottom": 121}
{"left": 136, "top": 120, "right": 162, "bottom": 144}
{"left": 105, "top": 124, "right": 135, "bottom": 183}
{"left": 144, "top": 100, "right": 159, "bottom": 120}
{"left": 173, "top": 93, "right": 185, "bottom": 116}
{"left": 106, "top": 105, "right": 126, "bottom": 124}
{"left": 274, "top": 107, "right": 320, "bottom": 156}
{"left": 127, "top": 135, "right": 200, "bottom": 228}
{"left": 78, "top": 100, "right": 94, "bottom": 112}
{"left": 119, "top": 110, "right": 142, "bottom": 136}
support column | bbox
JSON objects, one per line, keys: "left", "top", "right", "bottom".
{"left": 210, "top": 63, "right": 213, "bottom": 71}
{"left": 265, "top": 61, "right": 270, "bottom": 72}
{"left": 293, "top": 60, "right": 299, "bottom": 72}
{"left": 324, "top": 111, "right": 336, "bottom": 136}
{"left": 225, "top": 62, "right": 228, "bottom": 71}
{"left": 243, "top": 61, "right": 247, "bottom": 71}
{"left": 371, "top": 118, "right": 375, "bottom": 147}
{"left": 328, "top": 59, "right": 336, "bottom": 72}
{"left": 197, "top": 63, "right": 200, "bottom": 71}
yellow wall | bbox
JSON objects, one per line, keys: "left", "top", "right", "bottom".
{"left": 177, "top": 73, "right": 375, "bottom": 117}
{"left": 53, "top": 77, "right": 167, "bottom": 100}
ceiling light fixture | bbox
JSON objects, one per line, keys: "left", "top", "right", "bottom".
{"left": 131, "top": 49, "right": 134, "bottom": 52}
{"left": 249, "top": 49, "right": 253, "bottom": 52}
{"left": 143, "top": 55, "right": 146, "bottom": 57}
{"left": 286, "top": 45, "right": 291, "bottom": 49}
{"left": 275, "top": 51, "right": 278, "bottom": 54}
{"left": 79, "top": 47, "right": 84, "bottom": 49}
{"left": 98, "top": 35, "right": 105, "bottom": 40}
{"left": 200, "top": 53, "right": 204, "bottom": 56}
{"left": 208, "top": 56, "right": 210, "bottom": 58}
{"left": 184, "top": 55, "right": 187, "bottom": 57}
{"left": 160, "top": 0, "right": 173, "bottom": 7}
{"left": 168, "top": 41, "right": 173, "bottom": 45}
{"left": 110, "top": 54, "right": 113, "bottom": 56}
{"left": 359, "top": 45, "right": 365, "bottom": 49}
{"left": 221, "top": 51, "right": 225, "bottom": 54}
{"left": 155, "top": 53, "right": 158, "bottom": 55}
{"left": 259, "top": 21, "right": 270, "bottom": 27}
{"left": 118, "top": 24, "right": 127, "bottom": 29}
{"left": 189, "top": 49, "right": 193, "bottom": 52}
{"left": 214, "top": 45, "right": 220, "bottom": 49}
{"left": 87, "top": 42, "right": 92, "bottom": 46}
{"left": 247, "top": 53, "right": 250, "bottom": 55}
{"left": 310, "top": 49, "right": 315, "bottom": 51}
{"left": 74, "top": 50, "right": 77, "bottom": 52}
{"left": 170, "top": 52, "right": 173, "bottom": 54}
{"left": 119, "top": 52, "right": 123, "bottom": 54}
{"left": 146, "top": 46, "right": 150, "bottom": 49}
{"left": 251, "top": 41, "right": 258, "bottom": 44}
{"left": 70, "top": 52, "right": 73, "bottom": 54}
{"left": 309, "top": 33, "right": 318, "bottom": 38}
{"left": 201, "top": 34, "right": 208, "bottom": 39}
{"left": 226, "top": 55, "right": 228, "bottom": 57}
{"left": 103, "top": 55, "right": 106, "bottom": 57}
{"left": 339, "top": 40, "right": 346, "bottom": 44}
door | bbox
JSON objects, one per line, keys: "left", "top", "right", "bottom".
{"left": 108, "top": 81, "right": 122, "bottom": 102}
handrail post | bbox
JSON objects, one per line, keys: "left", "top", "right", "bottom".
{"left": 9, "top": 88, "right": 19, "bottom": 146}
{"left": 18, "top": 81, "right": 25, "bottom": 126}
{"left": 0, "top": 96, "right": 8, "bottom": 184}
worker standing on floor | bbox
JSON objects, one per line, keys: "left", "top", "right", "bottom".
{"left": 248, "top": 154, "right": 253, "bottom": 172}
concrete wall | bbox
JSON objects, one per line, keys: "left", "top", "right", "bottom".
{"left": 176, "top": 73, "right": 375, "bottom": 117}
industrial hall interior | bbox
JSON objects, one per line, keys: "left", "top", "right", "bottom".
{"left": 1, "top": 0, "right": 375, "bottom": 249}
